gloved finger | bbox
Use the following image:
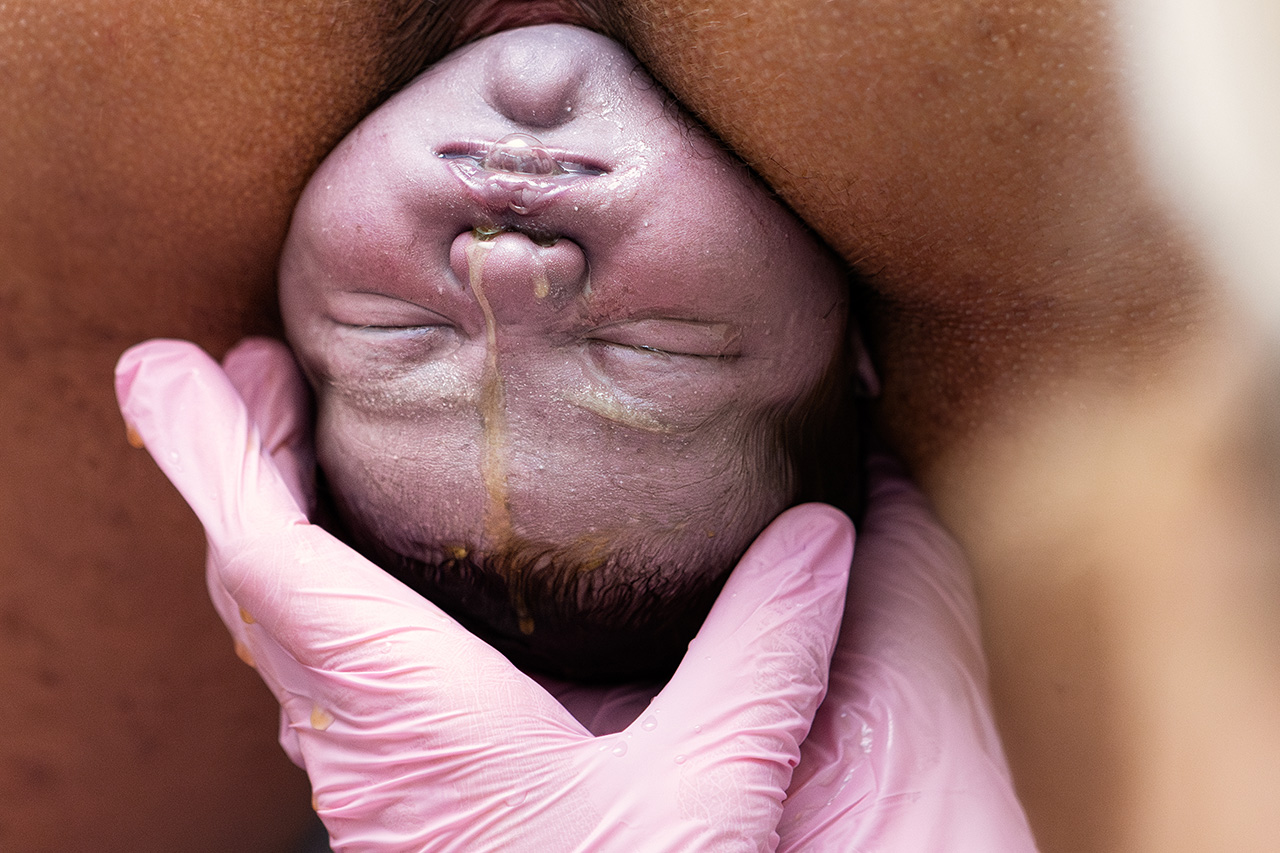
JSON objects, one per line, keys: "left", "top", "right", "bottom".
{"left": 846, "top": 453, "right": 988, "bottom": 685}
{"left": 623, "top": 504, "right": 852, "bottom": 824}
{"left": 215, "top": 339, "right": 316, "bottom": 697}
{"left": 115, "top": 339, "right": 309, "bottom": 547}
{"left": 221, "top": 337, "right": 315, "bottom": 514}
{"left": 115, "top": 339, "right": 522, "bottom": 685}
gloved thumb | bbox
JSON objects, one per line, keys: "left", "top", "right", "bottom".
{"left": 115, "top": 339, "right": 308, "bottom": 550}
{"left": 620, "top": 504, "right": 853, "bottom": 840}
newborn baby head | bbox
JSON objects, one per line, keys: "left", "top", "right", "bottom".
{"left": 280, "top": 24, "right": 854, "bottom": 681}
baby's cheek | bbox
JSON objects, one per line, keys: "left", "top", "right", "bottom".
{"left": 313, "top": 397, "right": 488, "bottom": 552}
{"left": 538, "top": 411, "right": 792, "bottom": 569}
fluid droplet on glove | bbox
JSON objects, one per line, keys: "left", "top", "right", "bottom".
{"left": 310, "top": 705, "right": 335, "bottom": 731}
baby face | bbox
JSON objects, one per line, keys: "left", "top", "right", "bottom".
{"left": 280, "top": 25, "right": 849, "bottom": 681}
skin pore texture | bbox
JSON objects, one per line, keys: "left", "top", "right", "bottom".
{"left": 279, "top": 25, "right": 851, "bottom": 681}
{"left": 5, "top": 0, "right": 1279, "bottom": 850}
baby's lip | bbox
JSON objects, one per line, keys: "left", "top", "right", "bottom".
{"left": 438, "top": 138, "right": 610, "bottom": 176}
{"left": 439, "top": 138, "right": 609, "bottom": 217}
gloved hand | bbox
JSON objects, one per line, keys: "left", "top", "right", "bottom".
{"left": 518, "top": 457, "right": 1040, "bottom": 852}
{"left": 776, "top": 454, "right": 1038, "bottom": 851}
{"left": 115, "top": 337, "right": 855, "bottom": 853}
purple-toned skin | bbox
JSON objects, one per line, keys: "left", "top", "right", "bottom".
{"left": 279, "top": 25, "right": 850, "bottom": 677}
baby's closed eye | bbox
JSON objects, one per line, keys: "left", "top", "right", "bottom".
{"left": 585, "top": 319, "right": 741, "bottom": 359}
{"left": 327, "top": 291, "right": 455, "bottom": 330}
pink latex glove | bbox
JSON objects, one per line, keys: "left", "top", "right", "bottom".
{"left": 115, "top": 338, "right": 855, "bottom": 852}
{"left": 527, "top": 462, "right": 1040, "bottom": 851}
{"left": 776, "top": 455, "right": 1039, "bottom": 851}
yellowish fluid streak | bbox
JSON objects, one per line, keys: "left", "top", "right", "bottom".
{"left": 532, "top": 269, "right": 550, "bottom": 300}
{"left": 464, "top": 237, "right": 550, "bottom": 635}
{"left": 465, "top": 240, "right": 513, "bottom": 547}
{"left": 557, "top": 386, "right": 673, "bottom": 433}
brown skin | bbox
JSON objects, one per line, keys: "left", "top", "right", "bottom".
{"left": 2, "top": 3, "right": 397, "bottom": 850}
{"left": 610, "top": 4, "right": 1280, "bottom": 852}
{"left": 3, "top": 1, "right": 1277, "bottom": 851}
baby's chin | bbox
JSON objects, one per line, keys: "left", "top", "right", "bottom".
{"left": 337, "top": 510, "right": 754, "bottom": 683}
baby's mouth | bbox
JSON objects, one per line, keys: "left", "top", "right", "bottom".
{"left": 440, "top": 133, "right": 608, "bottom": 216}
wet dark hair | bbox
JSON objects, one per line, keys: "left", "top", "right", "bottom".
{"left": 358, "top": 528, "right": 731, "bottom": 682}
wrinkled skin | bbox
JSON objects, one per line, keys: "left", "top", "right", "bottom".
{"left": 4, "top": 0, "right": 1279, "bottom": 851}
{"left": 280, "top": 25, "right": 848, "bottom": 681}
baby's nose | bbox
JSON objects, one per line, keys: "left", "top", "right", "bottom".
{"left": 483, "top": 27, "right": 586, "bottom": 129}
{"left": 450, "top": 230, "right": 588, "bottom": 326}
